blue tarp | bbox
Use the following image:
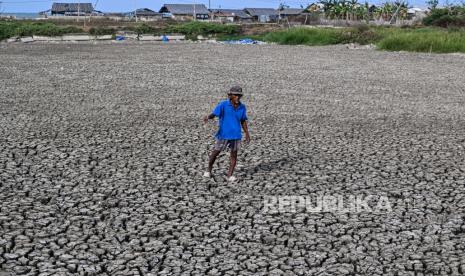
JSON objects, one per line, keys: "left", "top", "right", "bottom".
{"left": 115, "top": 36, "right": 125, "bottom": 41}
{"left": 223, "top": 38, "right": 265, "bottom": 45}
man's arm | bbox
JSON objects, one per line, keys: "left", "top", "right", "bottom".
{"left": 203, "top": 113, "right": 216, "bottom": 124}
{"left": 204, "top": 102, "right": 223, "bottom": 123}
{"left": 241, "top": 120, "right": 250, "bottom": 143}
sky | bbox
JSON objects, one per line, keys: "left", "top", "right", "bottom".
{"left": 0, "top": 0, "right": 445, "bottom": 13}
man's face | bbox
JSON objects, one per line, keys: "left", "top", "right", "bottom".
{"left": 230, "top": 94, "right": 241, "bottom": 104}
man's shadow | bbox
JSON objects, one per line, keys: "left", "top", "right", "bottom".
{"left": 240, "top": 155, "right": 300, "bottom": 174}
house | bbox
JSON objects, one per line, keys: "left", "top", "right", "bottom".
{"left": 104, "top": 12, "right": 127, "bottom": 21}
{"left": 278, "top": 8, "right": 305, "bottom": 21}
{"left": 159, "top": 4, "right": 209, "bottom": 20}
{"left": 51, "top": 2, "right": 94, "bottom": 16}
{"left": 131, "top": 8, "right": 163, "bottom": 21}
{"left": 244, "top": 8, "right": 278, "bottom": 22}
{"left": 279, "top": 8, "right": 304, "bottom": 17}
{"left": 306, "top": 3, "right": 325, "bottom": 13}
{"left": 407, "top": 7, "right": 428, "bottom": 20}
{"left": 210, "top": 9, "right": 252, "bottom": 22}
{"left": 368, "top": 5, "right": 378, "bottom": 13}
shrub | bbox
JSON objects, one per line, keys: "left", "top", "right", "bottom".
{"left": 245, "top": 25, "right": 465, "bottom": 53}
{"left": 262, "top": 28, "right": 344, "bottom": 45}
{"left": 164, "top": 21, "right": 239, "bottom": 36}
{"left": 262, "top": 27, "right": 382, "bottom": 46}
{"left": 377, "top": 29, "right": 465, "bottom": 53}
{"left": 340, "top": 26, "right": 382, "bottom": 44}
{"left": 0, "top": 22, "right": 18, "bottom": 40}
{"left": 423, "top": 7, "right": 465, "bottom": 27}
{"left": 134, "top": 23, "right": 155, "bottom": 35}
{"left": 0, "top": 21, "right": 82, "bottom": 40}
{"left": 89, "top": 27, "right": 116, "bottom": 35}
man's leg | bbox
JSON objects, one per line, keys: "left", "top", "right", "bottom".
{"left": 208, "top": 150, "right": 221, "bottom": 173}
{"left": 227, "top": 150, "right": 238, "bottom": 178}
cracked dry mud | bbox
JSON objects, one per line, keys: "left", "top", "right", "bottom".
{"left": 1, "top": 42, "right": 465, "bottom": 275}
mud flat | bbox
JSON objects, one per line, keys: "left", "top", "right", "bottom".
{"left": 1, "top": 42, "right": 465, "bottom": 275}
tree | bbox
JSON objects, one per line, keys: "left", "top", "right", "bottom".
{"left": 319, "top": 0, "right": 334, "bottom": 18}
{"left": 389, "top": 1, "right": 409, "bottom": 23}
{"left": 277, "top": 2, "right": 290, "bottom": 23}
{"left": 426, "top": 0, "right": 439, "bottom": 9}
{"left": 278, "top": 2, "right": 290, "bottom": 10}
{"left": 372, "top": 6, "right": 383, "bottom": 20}
{"left": 380, "top": 2, "right": 394, "bottom": 20}
{"left": 331, "top": 0, "right": 345, "bottom": 19}
{"left": 348, "top": 0, "right": 359, "bottom": 20}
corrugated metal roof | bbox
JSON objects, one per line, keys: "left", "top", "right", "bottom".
{"left": 135, "top": 8, "right": 161, "bottom": 16}
{"left": 52, "top": 3, "right": 93, "bottom": 13}
{"left": 244, "top": 8, "right": 278, "bottom": 16}
{"left": 160, "top": 4, "right": 209, "bottom": 15}
{"left": 210, "top": 9, "right": 251, "bottom": 18}
{"left": 279, "top": 8, "right": 304, "bottom": 15}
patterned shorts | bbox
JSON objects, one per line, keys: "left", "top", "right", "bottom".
{"left": 214, "top": 139, "right": 241, "bottom": 152}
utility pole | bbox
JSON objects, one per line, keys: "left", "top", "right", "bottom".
{"left": 389, "top": 1, "right": 402, "bottom": 25}
{"left": 193, "top": 3, "right": 196, "bottom": 21}
{"left": 83, "top": 0, "right": 87, "bottom": 27}
{"left": 89, "top": 0, "right": 98, "bottom": 23}
{"left": 134, "top": 0, "right": 138, "bottom": 22}
{"left": 77, "top": 0, "right": 80, "bottom": 22}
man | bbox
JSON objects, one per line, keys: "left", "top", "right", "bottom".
{"left": 203, "top": 85, "right": 250, "bottom": 182}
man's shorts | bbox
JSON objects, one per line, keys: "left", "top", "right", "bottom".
{"left": 214, "top": 139, "right": 241, "bottom": 152}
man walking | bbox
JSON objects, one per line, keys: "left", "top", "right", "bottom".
{"left": 203, "top": 85, "right": 250, "bottom": 182}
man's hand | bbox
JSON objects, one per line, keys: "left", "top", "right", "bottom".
{"left": 245, "top": 134, "right": 251, "bottom": 144}
{"left": 204, "top": 114, "right": 215, "bottom": 124}
{"left": 241, "top": 120, "right": 250, "bottom": 144}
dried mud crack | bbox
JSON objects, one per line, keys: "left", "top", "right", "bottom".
{"left": 1, "top": 42, "right": 465, "bottom": 275}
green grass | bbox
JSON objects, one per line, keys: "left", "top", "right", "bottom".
{"left": 133, "top": 23, "right": 158, "bottom": 35}
{"left": 3, "top": 20, "right": 465, "bottom": 54}
{"left": 0, "top": 21, "right": 82, "bottom": 40}
{"left": 255, "top": 26, "right": 383, "bottom": 46}
{"left": 129, "top": 22, "right": 240, "bottom": 39}
{"left": 89, "top": 27, "right": 117, "bottom": 36}
{"left": 377, "top": 29, "right": 465, "bottom": 53}
{"left": 0, "top": 21, "right": 237, "bottom": 40}
{"left": 262, "top": 27, "right": 345, "bottom": 45}
{"left": 164, "top": 21, "right": 239, "bottom": 36}
{"left": 233, "top": 26, "right": 465, "bottom": 54}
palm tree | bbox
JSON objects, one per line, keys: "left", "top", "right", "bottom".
{"left": 381, "top": 2, "right": 394, "bottom": 21}
{"left": 348, "top": 0, "right": 359, "bottom": 21}
{"left": 372, "top": 6, "right": 382, "bottom": 20}
{"left": 363, "top": 2, "right": 370, "bottom": 22}
{"left": 339, "top": 0, "right": 349, "bottom": 20}
{"left": 320, "top": 0, "right": 334, "bottom": 18}
{"left": 353, "top": 3, "right": 368, "bottom": 21}
{"left": 395, "top": 1, "right": 409, "bottom": 20}
{"left": 333, "top": 0, "right": 345, "bottom": 19}
{"left": 389, "top": 1, "right": 408, "bottom": 23}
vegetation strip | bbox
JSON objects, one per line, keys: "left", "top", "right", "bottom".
{"left": 253, "top": 26, "right": 465, "bottom": 53}
{"left": 2, "top": 19, "right": 465, "bottom": 53}
{"left": 0, "top": 21, "right": 239, "bottom": 41}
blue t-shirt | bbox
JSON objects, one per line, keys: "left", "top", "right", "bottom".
{"left": 212, "top": 100, "right": 248, "bottom": 140}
